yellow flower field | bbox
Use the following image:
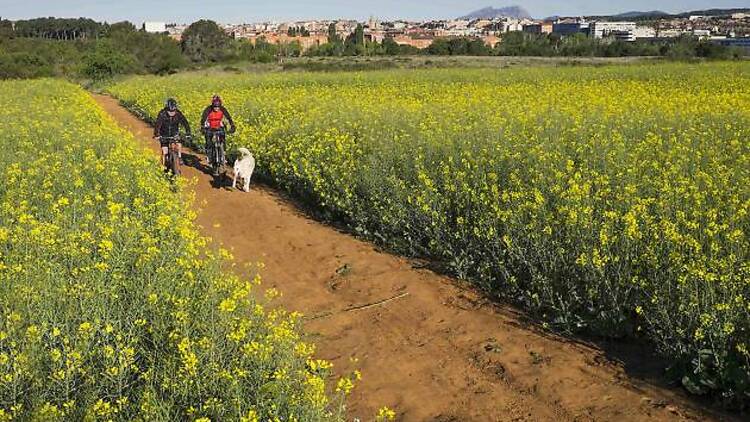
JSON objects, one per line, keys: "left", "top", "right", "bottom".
{"left": 0, "top": 80, "right": 344, "bottom": 420}
{"left": 109, "top": 62, "right": 750, "bottom": 404}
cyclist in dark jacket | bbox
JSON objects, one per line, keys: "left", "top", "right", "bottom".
{"left": 154, "top": 98, "right": 191, "bottom": 166}
{"left": 200, "top": 95, "right": 236, "bottom": 167}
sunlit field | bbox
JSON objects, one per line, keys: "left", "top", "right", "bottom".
{"left": 0, "top": 80, "right": 347, "bottom": 420}
{"left": 109, "top": 62, "right": 750, "bottom": 403}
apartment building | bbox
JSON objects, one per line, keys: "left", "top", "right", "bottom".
{"left": 590, "top": 21, "right": 637, "bottom": 41}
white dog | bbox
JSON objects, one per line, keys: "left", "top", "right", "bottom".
{"left": 232, "top": 147, "right": 255, "bottom": 192}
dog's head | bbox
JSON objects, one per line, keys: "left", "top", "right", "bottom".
{"left": 237, "top": 147, "right": 252, "bottom": 158}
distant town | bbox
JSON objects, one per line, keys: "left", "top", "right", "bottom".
{"left": 1, "top": 6, "right": 747, "bottom": 81}
{"left": 144, "top": 9, "right": 750, "bottom": 52}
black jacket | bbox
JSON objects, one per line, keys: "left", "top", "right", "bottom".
{"left": 154, "top": 108, "right": 191, "bottom": 138}
{"left": 200, "top": 105, "right": 236, "bottom": 133}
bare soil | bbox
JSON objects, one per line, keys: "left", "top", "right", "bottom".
{"left": 92, "top": 93, "right": 737, "bottom": 422}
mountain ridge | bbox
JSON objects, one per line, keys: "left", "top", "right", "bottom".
{"left": 459, "top": 6, "right": 532, "bottom": 20}
{"left": 590, "top": 7, "right": 750, "bottom": 19}
{"left": 458, "top": 6, "right": 750, "bottom": 21}
{"left": 613, "top": 10, "right": 668, "bottom": 19}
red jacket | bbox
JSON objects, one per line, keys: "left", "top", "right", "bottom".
{"left": 200, "top": 105, "right": 236, "bottom": 132}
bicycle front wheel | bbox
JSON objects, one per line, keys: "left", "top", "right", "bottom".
{"left": 170, "top": 148, "right": 180, "bottom": 176}
{"left": 211, "top": 143, "right": 221, "bottom": 175}
{"left": 218, "top": 143, "right": 225, "bottom": 167}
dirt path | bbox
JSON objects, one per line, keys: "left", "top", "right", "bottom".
{"left": 92, "top": 94, "right": 734, "bottom": 422}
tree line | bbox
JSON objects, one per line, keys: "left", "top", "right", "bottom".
{"left": 0, "top": 18, "right": 289, "bottom": 79}
{"left": 307, "top": 28, "right": 745, "bottom": 60}
{"left": 7, "top": 17, "right": 105, "bottom": 40}
{"left": 0, "top": 19, "right": 184, "bottom": 79}
{"left": 0, "top": 17, "right": 745, "bottom": 80}
{"left": 493, "top": 32, "right": 744, "bottom": 60}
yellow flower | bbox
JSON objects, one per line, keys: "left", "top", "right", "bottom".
{"left": 264, "top": 288, "right": 281, "bottom": 301}
{"left": 376, "top": 406, "right": 397, "bottom": 421}
{"left": 218, "top": 298, "right": 237, "bottom": 313}
{"left": 335, "top": 376, "right": 355, "bottom": 395}
{"left": 240, "top": 409, "right": 259, "bottom": 422}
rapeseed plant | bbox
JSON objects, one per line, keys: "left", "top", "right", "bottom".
{"left": 109, "top": 62, "right": 750, "bottom": 405}
{"left": 0, "top": 80, "right": 346, "bottom": 420}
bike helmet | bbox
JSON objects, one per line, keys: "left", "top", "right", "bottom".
{"left": 211, "top": 95, "right": 222, "bottom": 107}
{"left": 166, "top": 98, "right": 178, "bottom": 111}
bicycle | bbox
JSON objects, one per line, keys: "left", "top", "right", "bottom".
{"left": 160, "top": 134, "right": 190, "bottom": 177}
{"left": 206, "top": 128, "right": 227, "bottom": 177}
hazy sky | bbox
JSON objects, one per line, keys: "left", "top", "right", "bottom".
{"left": 3, "top": 1, "right": 748, "bottom": 23}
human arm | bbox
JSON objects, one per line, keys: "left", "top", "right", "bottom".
{"left": 200, "top": 106, "right": 210, "bottom": 132}
{"left": 178, "top": 111, "right": 192, "bottom": 136}
{"left": 221, "top": 106, "right": 236, "bottom": 133}
{"left": 153, "top": 110, "right": 165, "bottom": 138}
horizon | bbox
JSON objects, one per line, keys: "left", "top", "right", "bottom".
{"left": 2, "top": 1, "right": 748, "bottom": 25}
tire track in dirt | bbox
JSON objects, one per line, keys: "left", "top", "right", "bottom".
{"left": 92, "top": 93, "right": 735, "bottom": 422}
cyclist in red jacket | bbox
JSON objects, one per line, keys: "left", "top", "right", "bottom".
{"left": 200, "top": 95, "right": 236, "bottom": 168}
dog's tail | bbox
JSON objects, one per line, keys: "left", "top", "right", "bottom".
{"left": 237, "top": 147, "right": 251, "bottom": 157}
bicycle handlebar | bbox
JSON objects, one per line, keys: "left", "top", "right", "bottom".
{"left": 158, "top": 134, "right": 190, "bottom": 142}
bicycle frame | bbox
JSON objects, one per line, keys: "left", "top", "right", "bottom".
{"left": 208, "top": 129, "right": 226, "bottom": 176}
{"left": 160, "top": 136, "right": 182, "bottom": 176}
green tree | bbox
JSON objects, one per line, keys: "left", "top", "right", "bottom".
{"left": 323, "top": 23, "right": 345, "bottom": 56}
{"left": 108, "top": 21, "right": 137, "bottom": 35}
{"left": 559, "top": 33, "right": 599, "bottom": 56}
{"left": 354, "top": 23, "right": 365, "bottom": 45}
{"left": 467, "top": 38, "right": 491, "bottom": 56}
{"left": 343, "top": 25, "right": 366, "bottom": 56}
{"left": 498, "top": 32, "right": 558, "bottom": 56}
{"left": 0, "top": 20, "right": 13, "bottom": 38}
{"left": 181, "top": 19, "right": 232, "bottom": 63}
{"left": 382, "top": 37, "right": 401, "bottom": 55}
{"left": 427, "top": 37, "right": 487, "bottom": 56}
{"left": 663, "top": 35, "right": 696, "bottom": 60}
{"left": 365, "top": 39, "right": 385, "bottom": 56}
{"left": 695, "top": 40, "right": 738, "bottom": 59}
{"left": 426, "top": 38, "right": 451, "bottom": 55}
{"left": 80, "top": 39, "right": 135, "bottom": 79}
{"left": 110, "top": 30, "right": 185, "bottom": 74}
{"left": 327, "top": 22, "right": 340, "bottom": 44}
{"left": 0, "top": 52, "right": 53, "bottom": 79}
{"left": 0, "top": 36, "right": 86, "bottom": 78}
{"left": 12, "top": 17, "right": 104, "bottom": 40}
{"left": 448, "top": 38, "right": 469, "bottom": 55}
{"left": 239, "top": 37, "right": 279, "bottom": 63}
{"left": 305, "top": 42, "right": 337, "bottom": 57}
